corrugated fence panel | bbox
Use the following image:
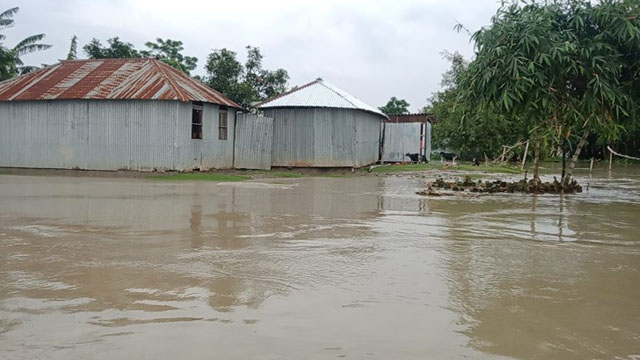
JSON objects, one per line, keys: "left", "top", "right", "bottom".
{"left": 233, "top": 113, "right": 273, "bottom": 170}
{"left": 313, "top": 108, "right": 355, "bottom": 167}
{"left": 425, "top": 122, "right": 432, "bottom": 162}
{"left": 354, "top": 111, "right": 381, "bottom": 167}
{"left": 265, "top": 107, "right": 381, "bottom": 167}
{"left": 381, "top": 123, "right": 422, "bottom": 162}
{"left": 265, "top": 108, "right": 316, "bottom": 167}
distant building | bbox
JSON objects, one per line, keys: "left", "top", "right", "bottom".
{"left": 381, "top": 113, "right": 433, "bottom": 163}
{"left": 259, "top": 78, "right": 387, "bottom": 167}
{"left": 0, "top": 58, "right": 241, "bottom": 171}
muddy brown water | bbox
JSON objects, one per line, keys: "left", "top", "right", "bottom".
{"left": 1, "top": 165, "right": 639, "bottom": 359}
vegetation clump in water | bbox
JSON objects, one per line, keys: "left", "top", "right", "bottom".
{"left": 418, "top": 176, "right": 582, "bottom": 196}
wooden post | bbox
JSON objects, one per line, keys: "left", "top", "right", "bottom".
{"left": 521, "top": 140, "right": 530, "bottom": 171}
{"left": 609, "top": 149, "right": 613, "bottom": 171}
{"left": 589, "top": 157, "right": 594, "bottom": 175}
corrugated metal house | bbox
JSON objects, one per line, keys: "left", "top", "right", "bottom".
{"left": 0, "top": 58, "right": 241, "bottom": 171}
{"left": 382, "top": 113, "right": 433, "bottom": 163}
{"left": 259, "top": 78, "right": 387, "bottom": 167}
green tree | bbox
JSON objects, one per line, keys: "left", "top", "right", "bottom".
{"left": 204, "top": 46, "right": 289, "bottom": 108}
{"left": 458, "top": 0, "right": 639, "bottom": 185}
{"left": 0, "top": 7, "right": 52, "bottom": 80}
{"left": 66, "top": 35, "right": 78, "bottom": 60}
{"left": 204, "top": 48, "right": 243, "bottom": 101}
{"left": 379, "top": 97, "right": 410, "bottom": 115}
{"left": 426, "top": 51, "right": 530, "bottom": 159}
{"left": 83, "top": 37, "right": 140, "bottom": 59}
{"left": 140, "top": 38, "right": 197, "bottom": 75}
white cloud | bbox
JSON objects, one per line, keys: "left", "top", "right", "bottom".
{"left": 4, "top": 0, "right": 500, "bottom": 111}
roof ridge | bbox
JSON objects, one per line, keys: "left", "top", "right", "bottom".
{"left": 154, "top": 59, "right": 242, "bottom": 108}
{"left": 257, "top": 78, "right": 321, "bottom": 107}
{"left": 317, "top": 80, "right": 359, "bottom": 109}
{"left": 149, "top": 59, "right": 189, "bottom": 102}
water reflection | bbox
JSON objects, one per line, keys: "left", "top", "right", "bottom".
{"left": 1, "top": 170, "right": 639, "bottom": 359}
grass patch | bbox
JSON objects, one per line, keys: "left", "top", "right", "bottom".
{"left": 455, "top": 164, "right": 521, "bottom": 174}
{"left": 368, "top": 163, "right": 520, "bottom": 174}
{"left": 150, "top": 173, "right": 250, "bottom": 182}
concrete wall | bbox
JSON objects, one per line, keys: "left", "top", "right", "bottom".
{"left": 0, "top": 100, "right": 235, "bottom": 171}
{"left": 263, "top": 107, "right": 381, "bottom": 167}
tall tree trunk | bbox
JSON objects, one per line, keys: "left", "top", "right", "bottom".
{"left": 533, "top": 129, "right": 541, "bottom": 185}
{"left": 564, "top": 123, "right": 591, "bottom": 186}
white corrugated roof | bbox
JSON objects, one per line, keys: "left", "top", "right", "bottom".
{"left": 258, "top": 78, "right": 387, "bottom": 118}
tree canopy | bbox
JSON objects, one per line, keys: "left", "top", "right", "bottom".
{"left": 0, "top": 7, "right": 51, "bottom": 80}
{"left": 204, "top": 46, "right": 289, "bottom": 108}
{"left": 140, "top": 38, "right": 198, "bottom": 75}
{"left": 379, "top": 97, "right": 410, "bottom": 115}
{"left": 83, "top": 37, "right": 198, "bottom": 75}
{"left": 83, "top": 37, "right": 140, "bottom": 59}
{"left": 426, "top": 52, "right": 530, "bottom": 158}
{"left": 457, "top": 0, "right": 640, "bottom": 183}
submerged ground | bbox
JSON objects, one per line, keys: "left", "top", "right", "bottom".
{"left": 0, "top": 164, "right": 639, "bottom": 359}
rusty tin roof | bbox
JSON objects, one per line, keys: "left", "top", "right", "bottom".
{"left": 0, "top": 58, "right": 241, "bottom": 108}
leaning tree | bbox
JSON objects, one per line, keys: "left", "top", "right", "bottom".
{"left": 458, "top": 0, "right": 639, "bottom": 186}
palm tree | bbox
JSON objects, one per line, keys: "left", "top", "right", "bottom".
{"left": 0, "top": 7, "right": 51, "bottom": 80}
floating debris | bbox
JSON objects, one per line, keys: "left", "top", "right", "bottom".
{"left": 418, "top": 176, "right": 583, "bottom": 196}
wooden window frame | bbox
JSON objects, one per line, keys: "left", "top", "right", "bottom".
{"left": 191, "top": 102, "right": 203, "bottom": 140}
{"left": 218, "top": 108, "right": 228, "bottom": 141}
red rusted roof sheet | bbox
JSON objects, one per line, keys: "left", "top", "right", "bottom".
{"left": 0, "top": 58, "right": 242, "bottom": 108}
{"left": 385, "top": 113, "right": 435, "bottom": 123}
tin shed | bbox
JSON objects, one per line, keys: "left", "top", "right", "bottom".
{"left": 0, "top": 58, "right": 241, "bottom": 171}
{"left": 259, "top": 78, "right": 387, "bottom": 167}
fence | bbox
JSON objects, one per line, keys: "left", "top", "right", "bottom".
{"left": 381, "top": 123, "right": 422, "bottom": 162}
{"left": 233, "top": 113, "right": 274, "bottom": 170}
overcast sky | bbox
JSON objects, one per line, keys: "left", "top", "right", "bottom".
{"left": 5, "top": 0, "right": 500, "bottom": 111}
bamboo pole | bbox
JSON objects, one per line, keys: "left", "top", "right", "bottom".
{"left": 607, "top": 146, "right": 640, "bottom": 161}
{"left": 520, "top": 140, "right": 530, "bottom": 171}
{"left": 589, "top": 157, "right": 594, "bottom": 175}
{"left": 609, "top": 149, "right": 613, "bottom": 171}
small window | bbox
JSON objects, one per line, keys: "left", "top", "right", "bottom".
{"left": 218, "top": 109, "right": 228, "bottom": 140}
{"left": 191, "top": 102, "right": 203, "bottom": 139}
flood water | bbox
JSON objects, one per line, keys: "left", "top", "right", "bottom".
{"left": 1, "top": 166, "right": 639, "bottom": 360}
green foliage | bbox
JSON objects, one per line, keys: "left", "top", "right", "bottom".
{"left": 379, "top": 96, "right": 410, "bottom": 115}
{"left": 140, "top": 38, "right": 197, "bottom": 75}
{"left": 83, "top": 37, "right": 198, "bottom": 75}
{"left": 0, "top": 7, "right": 51, "bottom": 80}
{"left": 460, "top": 0, "right": 640, "bottom": 155}
{"left": 83, "top": 37, "right": 140, "bottom": 59}
{"left": 426, "top": 51, "right": 529, "bottom": 159}
{"left": 66, "top": 35, "right": 78, "bottom": 60}
{"left": 204, "top": 46, "right": 289, "bottom": 108}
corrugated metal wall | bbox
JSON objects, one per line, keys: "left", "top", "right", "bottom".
{"left": 233, "top": 113, "right": 273, "bottom": 170}
{"left": 263, "top": 107, "right": 381, "bottom": 167}
{"left": 0, "top": 100, "right": 235, "bottom": 171}
{"left": 381, "top": 123, "right": 422, "bottom": 162}
{"left": 425, "top": 122, "right": 432, "bottom": 162}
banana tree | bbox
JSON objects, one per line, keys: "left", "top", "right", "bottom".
{"left": 0, "top": 7, "right": 51, "bottom": 80}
